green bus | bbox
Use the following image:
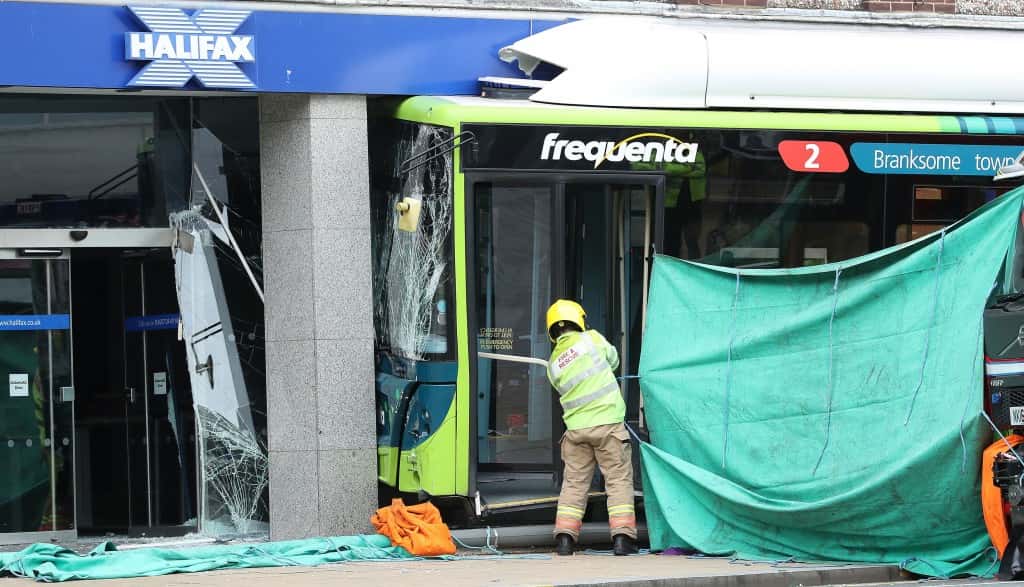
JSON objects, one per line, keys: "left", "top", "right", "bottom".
{"left": 369, "top": 92, "right": 1024, "bottom": 525}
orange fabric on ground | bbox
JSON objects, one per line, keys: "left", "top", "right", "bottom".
{"left": 371, "top": 498, "right": 457, "bottom": 556}
{"left": 982, "top": 434, "right": 1024, "bottom": 557}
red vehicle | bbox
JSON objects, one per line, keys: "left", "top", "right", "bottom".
{"left": 983, "top": 292, "right": 1024, "bottom": 578}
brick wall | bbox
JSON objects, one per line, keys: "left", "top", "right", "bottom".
{"left": 764, "top": 0, "right": 861, "bottom": 7}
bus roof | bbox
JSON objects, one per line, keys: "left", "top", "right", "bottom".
{"left": 394, "top": 95, "right": 1024, "bottom": 136}
{"left": 499, "top": 18, "right": 1024, "bottom": 115}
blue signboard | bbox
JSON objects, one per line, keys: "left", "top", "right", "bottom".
{"left": 125, "top": 7, "right": 257, "bottom": 89}
{"left": 0, "top": 1, "right": 564, "bottom": 94}
{"left": 125, "top": 313, "right": 180, "bottom": 332}
{"left": 0, "top": 314, "right": 70, "bottom": 331}
{"left": 850, "top": 143, "right": 1024, "bottom": 176}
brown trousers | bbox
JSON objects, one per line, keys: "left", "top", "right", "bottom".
{"left": 553, "top": 422, "right": 637, "bottom": 540}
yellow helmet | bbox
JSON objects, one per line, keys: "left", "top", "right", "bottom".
{"left": 546, "top": 299, "right": 586, "bottom": 341}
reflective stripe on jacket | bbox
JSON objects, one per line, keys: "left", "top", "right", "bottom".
{"left": 547, "top": 330, "right": 625, "bottom": 430}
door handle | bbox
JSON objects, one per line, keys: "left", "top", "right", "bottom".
{"left": 125, "top": 387, "right": 136, "bottom": 404}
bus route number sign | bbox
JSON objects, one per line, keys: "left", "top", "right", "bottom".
{"left": 778, "top": 140, "right": 849, "bottom": 173}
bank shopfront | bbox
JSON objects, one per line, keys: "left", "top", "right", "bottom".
{"left": 0, "top": 0, "right": 555, "bottom": 544}
{"left": 6, "top": 1, "right": 1024, "bottom": 546}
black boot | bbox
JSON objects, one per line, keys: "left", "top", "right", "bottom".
{"left": 555, "top": 533, "right": 576, "bottom": 556}
{"left": 613, "top": 534, "right": 638, "bottom": 556}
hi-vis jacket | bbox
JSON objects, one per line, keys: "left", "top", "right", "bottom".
{"left": 547, "top": 330, "right": 625, "bottom": 431}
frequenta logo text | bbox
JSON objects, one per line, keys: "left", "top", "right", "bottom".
{"left": 540, "top": 132, "right": 699, "bottom": 169}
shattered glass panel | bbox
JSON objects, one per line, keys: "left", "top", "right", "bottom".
{"left": 196, "top": 405, "right": 268, "bottom": 535}
{"left": 371, "top": 122, "right": 454, "bottom": 361}
{"left": 167, "top": 98, "right": 266, "bottom": 538}
{"left": 171, "top": 209, "right": 267, "bottom": 538}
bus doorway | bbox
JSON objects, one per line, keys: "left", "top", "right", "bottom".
{"left": 472, "top": 177, "right": 660, "bottom": 518}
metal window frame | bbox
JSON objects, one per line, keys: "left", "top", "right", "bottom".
{"left": 0, "top": 228, "right": 174, "bottom": 249}
{"left": 0, "top": 234, "right": 181, "bottom": 544}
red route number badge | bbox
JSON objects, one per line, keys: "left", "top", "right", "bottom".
{"left": 778, "top": 140, "right": 849, "bottom": 173}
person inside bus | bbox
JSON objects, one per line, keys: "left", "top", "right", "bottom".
{"left": 630, "top": 132, "right": 707, "bottom": 259}
{"left": 545, "top": 299, "right": 638, "bottom": 556}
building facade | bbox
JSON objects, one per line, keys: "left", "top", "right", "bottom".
{"left": 0, "top": 0, "right": 1022, "bottom": 547}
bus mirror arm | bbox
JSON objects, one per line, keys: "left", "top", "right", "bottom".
{"left": 399, "top": 131, "right": 476, "bottom": 177}
{"left": 995, "top": 151, "right": 1024, "bottom": 182}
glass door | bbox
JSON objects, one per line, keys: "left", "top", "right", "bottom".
{"left": 0, "top": 249, "right": 75, "bottom": 543}
{"left": 122, "top": 250, "right": 196, "bottom": 533}
{"left": 474, "top": 183, "right": 557, "bottom": 469}
{"left": 123, "top": 254, "right": 148, "bottom": 528}
{"left": 67, "top": 248, "right": 194, "bottom": 535}
{"left": 472, "top": 178, "right": 660, "bottom": 476}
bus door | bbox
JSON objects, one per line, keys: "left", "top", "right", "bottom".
{"left": 565, "top": 182, "right": 660, "bottom": 432}
{"left": 472, "top": 177, "right": 660, "bottom": 514}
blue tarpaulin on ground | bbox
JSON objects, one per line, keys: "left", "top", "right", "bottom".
{"left": 0, "top": 534, "right": 413, "bottom": 582}
{"left": 638, "top": 187, "right": 1024, "bottom": 578}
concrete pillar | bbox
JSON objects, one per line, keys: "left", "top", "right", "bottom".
{"left": 259, "top": 94, "right": 377, "bottom": 540}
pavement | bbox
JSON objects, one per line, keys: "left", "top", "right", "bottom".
{"left": 1, "top": 549, "right": 918, "bottom": 587}
{"left": 0, "top": 532, "right": 988, "bottom": 587}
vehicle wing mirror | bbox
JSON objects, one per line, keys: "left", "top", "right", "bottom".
{"left": 995, "top": 151, "right": 1024, "bottom": 182}
{"left": 395, "top": 197, "right": 422, "bottom": 233}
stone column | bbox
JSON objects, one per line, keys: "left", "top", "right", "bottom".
{"left": 259, "top": 94, "right": 377, "bottom": 540}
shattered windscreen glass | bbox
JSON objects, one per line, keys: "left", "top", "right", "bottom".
{"left": 371, "top": 121, "right": 454, "bottom": 361}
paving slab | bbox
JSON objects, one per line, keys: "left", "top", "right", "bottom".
{"left": 2, "top": 552, "right": 907, "bottom": 587}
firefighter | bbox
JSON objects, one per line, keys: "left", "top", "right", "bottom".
{"left": 546, "top": 299, "right": 638, "bottom": 556}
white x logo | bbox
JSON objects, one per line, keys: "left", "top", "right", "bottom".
{"left": 126, "top": 7, "right": 255, "bottom": 89}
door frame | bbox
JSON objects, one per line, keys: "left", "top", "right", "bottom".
{"left": 0, "top": 229, "right": 183, "bottom": 544}
{"left": 0, "top": 228, "right": 173, "bottom": 249}
{"left": 76, "top": 247, "right": 197, "bottom": 535}
{"left": 464, "top": 172, "right": 665, "bottom": 497}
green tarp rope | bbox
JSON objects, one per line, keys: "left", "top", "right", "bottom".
{"left": 0, "top": 534, "right": 413, "bottom": 582}
{"left": 638, "top": 187, "right": 1024, "bottom": 578}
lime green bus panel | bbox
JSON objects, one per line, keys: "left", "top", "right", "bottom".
{"left": 378, "top": 446, "right": 398, "bottom": 487}
{"left": 451, "top": 124, "right": 470, "bottom": 496}
{"left": 397, "top": 404, "right": 458, "bottom": 495}
{"left": 396, "top": 96, "right": 1024, "bottom": 137}
{"left": 397, "top": 96, "right": 949, "bottom": 133}
{"left": 387, "top": 95, "right": 1024, "bottom": 500}
{"left": 380, "top": 105, "right": 468, "bottom": 495}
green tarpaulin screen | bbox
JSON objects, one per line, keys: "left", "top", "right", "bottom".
{"left": 639, "top": 188, "right": 1024, "bottom": 578}
{"left": 0, "top": 535, "right": 412, "bottom": 582}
